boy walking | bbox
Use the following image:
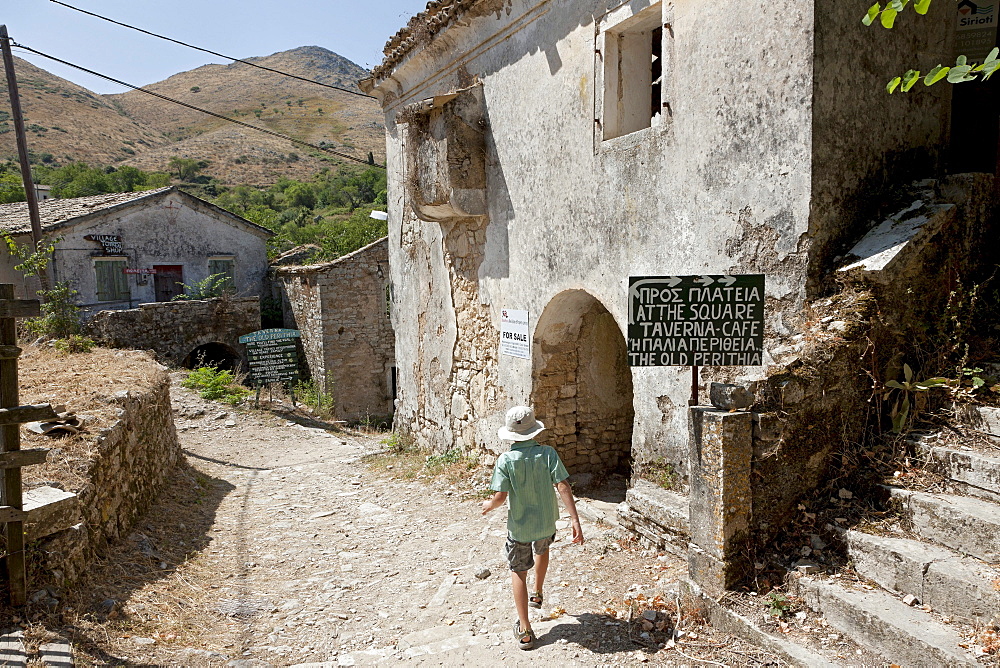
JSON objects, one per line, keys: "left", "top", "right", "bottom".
{"left": 481, "top": 406, "right": 584, "bottom": 650}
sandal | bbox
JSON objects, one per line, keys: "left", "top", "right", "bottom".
{"left": 528, "top": 591, "right": 543, "bottom": 609}
{"left": 513, "top": 621, "right": 536, "bottom": 650}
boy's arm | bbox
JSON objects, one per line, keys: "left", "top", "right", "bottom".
{"left": 481, "top": 491, "right": 508, "bottom": 515}
{"left": 555, "top": 480, "right": 584, "bottom": 544}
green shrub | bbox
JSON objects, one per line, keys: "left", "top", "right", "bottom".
{"left": 172, "top": 273, "right": 233, "bottom": 300}
{"left": 182, "top": 366, "right": 250, "bottom": 405}
{"left": 23, "top": 282, "right": 81, "bottom": 340}
{"left": 53, "top": 335, "right": 94, "bottom": 354}
{"left": 294, "top": 378, "right": 334, "bottom": 417}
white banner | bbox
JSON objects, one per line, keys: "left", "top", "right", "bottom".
{"left": 500, "top": 309, "right": 530, "bottom": 359}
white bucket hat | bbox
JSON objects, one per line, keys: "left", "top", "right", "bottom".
{"left": 497, "top": 406, "right": 545, "bottom": 441}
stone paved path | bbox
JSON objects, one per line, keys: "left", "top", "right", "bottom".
{"left": 153, "top": 379, "right": 701, "bottom": 667}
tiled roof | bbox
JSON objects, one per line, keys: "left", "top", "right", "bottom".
{"left": 371, "top": 0, "right": 483, "bottom": 82}
{"left": 272, "top": 237, "right": 388, "bottom": 273}
{"left": 0, "top": 188, "right": 173, "bottom": 235}
{"left": 0, "top": 187, "right": 272, "bottom": 236}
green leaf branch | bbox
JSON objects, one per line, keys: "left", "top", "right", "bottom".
{"left": 863, "top": 1, "right": 1000, "bottom": 92}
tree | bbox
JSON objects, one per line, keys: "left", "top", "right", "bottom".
{"left": 0, "top": 172, "right": 23, "bottom": 203}
{"left": 864, "top": 1, "right": 1000, "bottom": 92}
{"left": 168, "top": 157, "right": 206, "bottom": 181}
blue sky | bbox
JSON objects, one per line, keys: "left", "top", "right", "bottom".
{"left": 4, "top": 0, "right": 431, "bottom": 93}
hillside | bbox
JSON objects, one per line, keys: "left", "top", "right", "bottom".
{"left": 0, "top": 57, "right": 169, "bottom": 165}
{"left": 1, "top": 47, "right": 384, "bottom": 186}
{"left": 109, "top": 46, "right": 384, "bottom": 184}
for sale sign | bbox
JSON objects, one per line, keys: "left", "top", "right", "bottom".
{"left": 500, "top": 309, "right": 530, "bottom": 359}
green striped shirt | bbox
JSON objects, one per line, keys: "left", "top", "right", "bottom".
{"left": 490, "top": 440, "right": 570, "bottom": 543}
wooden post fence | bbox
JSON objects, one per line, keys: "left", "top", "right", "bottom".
{"left": 0, "top": 284, "right": 55, "bottom": 606}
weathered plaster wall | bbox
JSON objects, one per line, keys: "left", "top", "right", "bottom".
{"left": 0, "top": 191, "right": 271, "bottom": 313}
{"left": 32, "top": 366, "right": 181, "bottom": 585}
{"left": 377, "top": 0, "right": 817, "bottom": 466}
{"left": 273, "top": 238, "right": 396, "bottom": 422}
{"left": 808, "top": 2, "right": 952, "bottom": 294}
{"left": 85, "top": 297, "right": 260, "bottom": 367}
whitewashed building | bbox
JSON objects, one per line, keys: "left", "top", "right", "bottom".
{"left": 361, "top": 0, "right": 980, "bottom": 474}
{"left": 0, "top": 186, "right": 272, "bottom": 314}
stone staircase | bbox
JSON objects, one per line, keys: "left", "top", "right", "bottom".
{"left": 790, "top": 409, "right": 1000, "bottom": 666}
{"left": 618, "top": 406, "right": 1000, "bottom": 665}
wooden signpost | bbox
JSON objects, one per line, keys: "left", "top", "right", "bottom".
{"left": 239, "top": 329, "right": 302, "bottom": 406}
{"left": 0, "top": 285, "right": 55, "bottom": 606}
{"left": 628, "top": 274, "right": 765, "bottom": 403}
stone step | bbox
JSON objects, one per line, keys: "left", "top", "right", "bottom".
{"left": 38, "top": 641, "right": 74, "bottom": 668}
{"left": 794, "top": 575, "right": 978, "bottom": 666}
{"left": 617, "top": 479, "right": 688, "bottom": 555}
{"left": 887, "top": 486, "right": 1000, "bottom": 563}
{"left": 910, "top": 433, "right": 1000, "bottom": 500}
{"left": 681, "top": 580, "right": 856, "bottom": 667}
{"left": 0, "top": 630, "right": 26, "bottom": 668}
{"left": 844, "top": 530, "right": 1000, "bottom": 624}
{"left": 23, "top": 486, "right": 80, "bottom": 544}
{"left": 957, "top": 404, "right": 1000, "bottom": 438}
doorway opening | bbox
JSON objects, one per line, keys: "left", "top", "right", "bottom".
{"left": 183, "top": 342, "right": 240, "bottom": 371}
{"left": 154, "top": 265, "right": 185, "bottom": 302}
{"left": 531, "top": 290, "right": 634, "bottom": 495}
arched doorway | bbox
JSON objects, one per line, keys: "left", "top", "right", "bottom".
{"left": 531, "top": 290, "right": 634, "bottom": 477}
{"left": 183, "top": 342, "right": 240, "bottom": 371}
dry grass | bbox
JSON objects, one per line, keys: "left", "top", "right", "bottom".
{"left": 17, "top": 345, "right": 167, "bottom": 494}
{"left": 0, "top": 57, "right": 169, "bottom": 166}
{"left": 365, "top": 438, "right": 491, "bottom": 497}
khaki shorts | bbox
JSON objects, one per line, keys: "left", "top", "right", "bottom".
{"left": 504, "top": 534, "right": 555, "bottom": 572}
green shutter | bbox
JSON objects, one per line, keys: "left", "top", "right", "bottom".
{"left": 95, "top": 260, "right": 130, "bottom": 301}
{"left": 208, "top": 258, "right": 235, "bottom": 290}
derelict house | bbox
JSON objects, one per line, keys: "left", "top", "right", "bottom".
{"left": 0, "top": 186, "right": 272, "bottom": 315}
{"left": 361, "top": 0, "right": 993, "bottom": 478}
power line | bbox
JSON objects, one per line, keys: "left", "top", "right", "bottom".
{"left": 9, "top": 41, "right": 385, "bottom": 170}
{"left": 49, "top": 0, "right": 377, "bottom": 100}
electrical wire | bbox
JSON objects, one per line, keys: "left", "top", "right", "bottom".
{"left": 9, "top": 41, "right": 386, "bottom": 169}
{"left": 48, "top": 0, "right": 377, "bottom": 100}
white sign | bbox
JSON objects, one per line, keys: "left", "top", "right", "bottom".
{"left": 500, "top": 309, "right": 530, "bottom": 359}
{"left": 956, "top": 0, "right": 998, "bottom": 61}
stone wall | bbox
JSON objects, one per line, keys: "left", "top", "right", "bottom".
{"left": 273, "top": 238, "right": 396, "bottom": 422}
{"left": 85, "top": 297, "right": 260, "bottom": 367}
{"left": 32, "top": 368, "right": 181, "bottom": 585}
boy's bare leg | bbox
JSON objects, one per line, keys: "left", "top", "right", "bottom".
{"left": 511, "top": 570, "right": 531, "bottom": 632}
{"left": 534, "top": 550, "right": 549, "bottom": 598}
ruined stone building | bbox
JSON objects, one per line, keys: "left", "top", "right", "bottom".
{"left": 0, "top": 186, "right": 272, "bottom": 314}
{"left": 361, "top": 1, "right": 993, "bottom": 475}
{"left": 272, "top": 238, "right": 396, "bottom": 423}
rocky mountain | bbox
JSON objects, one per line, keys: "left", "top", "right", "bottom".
{"left": 1, "top": 46, "right": 384, "bottom": 185}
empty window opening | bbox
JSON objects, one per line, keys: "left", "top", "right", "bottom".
{"left": 601, "top": 4, "right": 665, "bottom": 140}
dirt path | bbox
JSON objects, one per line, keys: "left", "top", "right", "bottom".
{"left": 50, "top": 376, "right": 783, "bottom": 667}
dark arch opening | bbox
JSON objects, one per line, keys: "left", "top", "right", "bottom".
{"left": 183, "top": 342, "right": 240, "bottom": 371}
{"left": 531, "top": 290, "right": 634, "bottom": 496}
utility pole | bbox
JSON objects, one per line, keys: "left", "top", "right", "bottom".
{"left": 0, "top": 25, "right": 49, "bottom": 291}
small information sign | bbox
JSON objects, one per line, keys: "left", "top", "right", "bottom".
{"left": 239, "top": 328, "right": 301, "bottom": 385}
{"left": 955, "top": 0, "right": 998, "bottom": 62}
{"left": 500, "top": 309, "right": 530, "bottom": 359}
{"left": 628, "top": 275, "right": 765, "bottom": 367}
